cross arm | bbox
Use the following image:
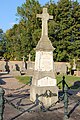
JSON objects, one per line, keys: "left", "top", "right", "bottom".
{"left": 49, "top": 15, "right": 53, "bottom": 20}
{"left": 36, "top": 14, "right": 42, "bottom": 18}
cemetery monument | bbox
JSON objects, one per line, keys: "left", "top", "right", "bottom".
{"left": 30, "top": 8, "right": 58, "bottom": 107}
{"left": 21, "top": 56, "right": 26, "bottom": 71}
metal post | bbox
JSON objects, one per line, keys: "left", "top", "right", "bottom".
{"left": 35, "top": 94, "right": 39, "bottom": 105}
{"left": 29, "top": 76, "right": 32, "bottom": 85}
{"left": 0, "top": 87, "right": 5, "bottom": 120}
{"left": 64, "top": 85, "right": 68, "bottom": 120}
{"left": 62, "top": 76, "right": 65, "bottom": 93}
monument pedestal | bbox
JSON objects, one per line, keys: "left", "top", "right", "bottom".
{"left": 30, "top": 85, "right": 58, "bottom": 107}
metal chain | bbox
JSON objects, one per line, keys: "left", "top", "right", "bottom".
{"left": 4, "top": 90, "right": 79, "bottom": 114}
{"left": 4, "top": 97, "right": 25, "bottom": 112}
{"left": 2, "top": 75, "right": 80, "bottom": 114}
{"left": 68, "top": 93, "right": 80, "bottom": 102}
{"left": 1, "top": 84, "right": 28, "bottom": 91}
{"left": 68, "top": 88, "right": 80, "bottom": 92}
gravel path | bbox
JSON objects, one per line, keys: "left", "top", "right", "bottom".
{"left": 0, "top": 73, "right": 30, "bottom": 95}
{"left": 0, "top": 73, "right": 80, "bottom": 120}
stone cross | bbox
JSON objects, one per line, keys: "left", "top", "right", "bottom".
{"left": 27, "top": 54, "right": 32, "bottom": 61}
{"left": 21, "top": 56, "right": 26, "bottom": 70}
{"left": 73, "top": 58, "right": 76, "bottom": 70}
{"left": 1, "top": 57, "right": 5, "bottom": 61}
{"left": 37, "top": 8, "right": 53, "bottom": 36}
{"left": 22, "top": 56, "right": 25, "bottom": 62}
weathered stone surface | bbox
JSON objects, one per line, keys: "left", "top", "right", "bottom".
{"left": 32, "top": 71, "right": 56, "bottom": 86}
{"left": 37, "top": 8, "right": 53, "bottom": 37}
{"left": 30, "top": 85, "right": 58, "bottom": 107}
{"left": 27, "top": 61, "right": 34, "bottom": 70}
{"left": 36, "top": 36, "right": 54, "bottom": 51}
{"left": 35, "top": 51, "right": 54, "bottom": 71}
{"left": 54, "top": 62, "right": 68, "bottom": 74}
{"left": 37, "top": 77, "right": 56, "bottom": 86}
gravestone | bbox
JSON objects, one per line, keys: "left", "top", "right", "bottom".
{"left": 30, "top": 8, "right": 58, "bottom": 107}
{"left": 28, "top": 54, "right": 31, "bottom": 62}
{"left": 25, "top": 54, "right": 34, "bottom": 76}
{"left": 72, "top": 59, "right": 76, "bottom": 70}
{"left": 0, "top": 57, "right": 5, "bottom": 72}
{"left": 27, "top": 54, "right": 32, "bottom": 69}
{"left": 21, "top": 56, "right": 26, "bottom": 71}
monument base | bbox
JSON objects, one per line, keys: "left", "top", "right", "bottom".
{"left": 30, "top": 85, "right": 59, "bottom": 107}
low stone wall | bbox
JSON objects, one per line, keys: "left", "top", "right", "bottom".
{"left": 27, "top": 61, "right": 35, "bottom": 70}
{"left": 0, "top": 61, "right": 70, "bottom": 75}
{"left": 0, "top": 61, "right": 23, "bottom": 72}
{"left": 74, "top": 71, "right": 80, "bottom": 76}
{"left": 0, "top": 61, "right": 34, "bottom": 72}
{"left": 0, "top": 61, "right": 5, "bottom": 72}
{"left": 54, "top": 62, "right": 70, "bottom": 74}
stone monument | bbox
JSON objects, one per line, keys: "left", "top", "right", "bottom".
{"left": 27, "top": 54, "right": 32, "bottom": 69}
{"left": 21, "top": 56, "right": 26, "bottom": 70}
{"left": 25, "top": 54, "right": 34, "bottom": 76}
{"left": 28, "top": 53, "right": 32, "bottom": 62}
{"left": 30, "top": 8, "right": 58, "bottom": 107}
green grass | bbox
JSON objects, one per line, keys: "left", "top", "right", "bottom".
{"left": 15, "top": 76, "right": 30, "bottom": 84}
{"left": 56, "top": 74, "right": 80, "bottom": 89}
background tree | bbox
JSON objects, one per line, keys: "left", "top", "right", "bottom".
{"left": 48, "top": 0, "right": 80, "bottom": 62}
{"left": 52, "top": 0, "right": 74, "bottom": 61}
{"left": 0, "top": 28, "right": 6, "bottom": 58}
{"left": 4, "top": 0, "right": 80, "bottom": 61}
{"left": 16, "top": 0, "right": 41, "bottom": 60}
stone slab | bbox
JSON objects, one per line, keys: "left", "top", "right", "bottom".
{"left": 30, "top": 85, "right": 58, "bottom": 107}
{"left": 32, "top": 71, "right": 56, "bottom": 86}
{"left": 35, "top": 51, "right": 53, "bottom": 71}
{"left": 37, "top": 76, "right": 56, "bottom": 86}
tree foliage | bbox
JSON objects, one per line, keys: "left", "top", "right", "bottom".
{"left": 2, "top": 0, "right": 80, "bottom": 61}
{"left": 0, "top": 29, "right": 6, "bottom": 57}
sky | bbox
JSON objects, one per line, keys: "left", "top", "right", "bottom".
{"left": 0, "top": 0, "right": 80, "bottom": 32}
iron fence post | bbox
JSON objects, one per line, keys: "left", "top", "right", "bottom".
{"left": 64, "top": 85, "right": 68, "bottom": 120}
{"left": 62, "top": 76, "right": 65, "bottom": 93}
{"left": 0, "top": 87, "right": 5, "bottom": 120}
